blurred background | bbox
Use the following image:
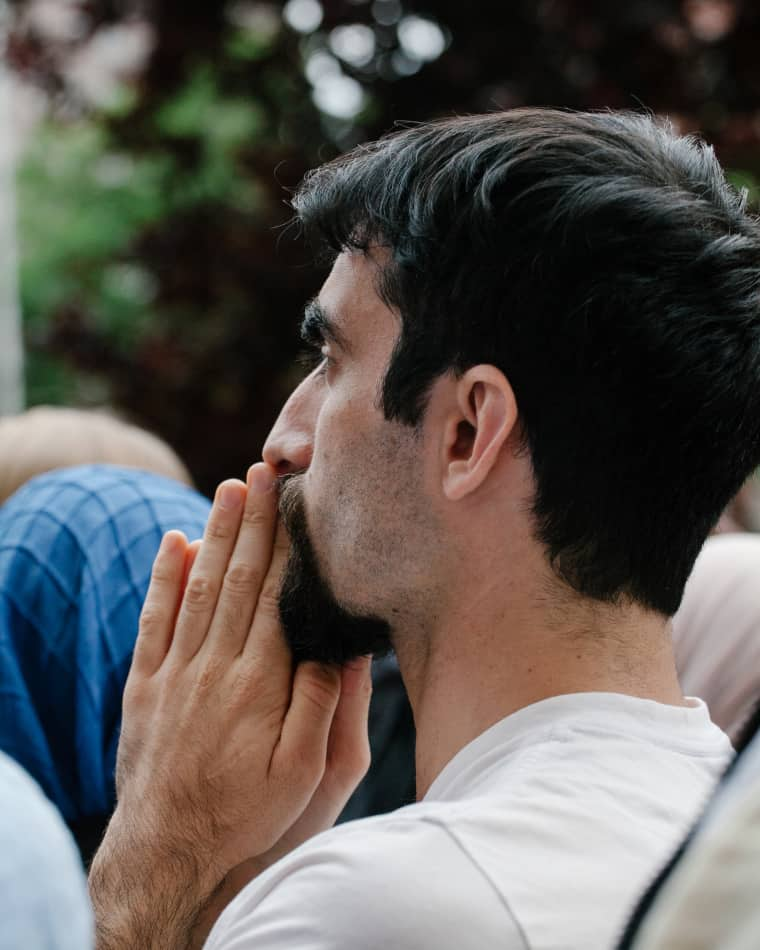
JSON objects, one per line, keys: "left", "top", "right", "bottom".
{"left": 2, "top": 0, "right": 759, "bottom": 496}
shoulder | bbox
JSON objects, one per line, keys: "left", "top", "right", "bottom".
{"left": 0, "top": 464, "right": 210, "bottom": 585}
{"left": 207, "top": 809, "right": 526, "bottom": 950}
{"left": 0, "top": 752, "right": 93, "bottom": 947}
{"left": 0, "top": 750, "right": 84, "bottom": 880}
{"left": 0, "top": 461, "right": 210, "bottom": 633}
{"left": 0, "top": 462, "right": 210, "bottom": 528}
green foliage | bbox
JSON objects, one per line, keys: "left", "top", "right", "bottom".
{"left": 225, "top": 27, "right": 279, "bottom": 63}
{"left": 17, "top": 123, "right": 168, "bottom": 321}
{"left": 154, "top": 64, "right": 266, "bottom": 208}
{"left": 16, "top": 58, "right": 274, "bottom": 414}
{"left": 24, "top": 348, "right": 83, "bottom": 406}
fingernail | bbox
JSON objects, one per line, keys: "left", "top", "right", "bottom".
{"left": 249, "top": 463, "right": 275, "bottom": 494}
{"left": 219, "top": 482, "right": 243, "bottom": 509}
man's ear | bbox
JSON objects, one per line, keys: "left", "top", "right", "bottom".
{"left": 441, "top": 366, "right": 519, "bottom": 502}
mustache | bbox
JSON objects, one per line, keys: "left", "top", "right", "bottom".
{"left": 277, "top": 473, "right": 306, "bottom": 533}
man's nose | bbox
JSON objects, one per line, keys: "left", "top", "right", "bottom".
{"left": 262, "top": 376, "right": 319, "bottom": 476}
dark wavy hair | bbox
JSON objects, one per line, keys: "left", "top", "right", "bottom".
{"left": 293, "top": 109, "right": 760, "bottom": 615}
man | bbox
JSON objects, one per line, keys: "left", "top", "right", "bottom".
{"left": 89, "top": 110, "right": 760, "bottom": 948}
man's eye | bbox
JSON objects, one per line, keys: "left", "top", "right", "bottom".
{"left": 315, "top": 348, "right": 336, "bottom": 377}
{"left": 296, "top": 345, "right": 324, "bottom": 373}
{"left": 296, "top": 345, "right": 334, "bottom": 377}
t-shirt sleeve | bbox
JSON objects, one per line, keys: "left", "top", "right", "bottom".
{"left": 204, "top": 815, "right": 526, "bottom": 950}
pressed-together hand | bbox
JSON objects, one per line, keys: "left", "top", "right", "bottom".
{"left": 88, "top": 463, "right": 372, "bottom": 950}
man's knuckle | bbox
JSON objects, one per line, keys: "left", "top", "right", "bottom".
{"left": 224, "top": 562, "right": 262, "bottom": 595}
{"left": 329, "top": 757, "right": 369, "bottom": 795}
{"left": 184, "top": 575, "right": 215, "bottom": 610}
{"left": 343, "top": 744, "right": 371, "bottom": 782}
{"left": 257, "top": 579, "right": 281, "bottom": 616}
{"left": 150, "top": 563, "right": 175, "bottom": 586}
{"left": 232, "top": 664, "right": 268, "bottom": 702}
{"left": 205, "top": 518, "right": 233, "bottom": 543}
{"left": 300, "top": 671, "right": 340, "bottom": 714}
{"left": 195, "top": 656, "right": 225, "bottom": 693}
{"left": 121, "top": 677, "right": 141, "bottom": 710}
{"left": 139, "top": 606, "right": 166, "bottom": 632}
{"left": 241, "top": 506, "right": 269, "bottom": 529}
{"left": 283, "top": 742, "right": 326, "bottom": 788}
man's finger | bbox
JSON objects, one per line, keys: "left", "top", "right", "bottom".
{"left": 273, "top": 661, "right": 342, "bottom": 786}
{"left": 241, "top": 513, "right": 291, "bottom": 667}
{"left": 170, "top": 479, "right": 246, "bottom": 661}
{"left": 285, "top": 656, "right": 373, "bottom": 840}
{"left": 326, "top": 656, "right": 373, "bottom": 785}
{"left": 182, "top": 540, "right": 202, "bottom": 592}
{"left": 132, "top": 531, "right": 188, "bottom": 677}
{"left": 201, "top": 463, "right": 277, "bottom": 658}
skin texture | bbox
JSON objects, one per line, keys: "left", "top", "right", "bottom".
{"left": 89, "top": 248, "right": 687, "bottom": 948}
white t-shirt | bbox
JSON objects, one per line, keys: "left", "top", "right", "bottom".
{"left": 206, "top": 693, "right": 731, "bottom": 950}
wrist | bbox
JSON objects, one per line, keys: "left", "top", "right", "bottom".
{"left": 88, "top": 805, "right": 211, "bottom": 950}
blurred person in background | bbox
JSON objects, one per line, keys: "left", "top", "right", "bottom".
{"left": 0, "top": 408, "right": 208, "bottom": 863}
{"left": 713, "top": 472, "right": 760, "bottom": 533}
{"left": 0, "top": 747, "right": 93, "bottom": 949}
{"left": 86, "top": 109, "right": 760, "bottom": 950}
{"left": 617, "top": 701, "right": 760, "bottom": 950}
{"left": 673, "top": 533, "right": 760, "bottom": 743}
{"left": 0, "top": 464, "right": 210, "bottom": 862}
{"left": 0, "top": 406, "right": 193, "bottom": 502}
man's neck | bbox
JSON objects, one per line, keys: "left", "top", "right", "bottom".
{"left": 395, "top": 571, "right": 685, "bottom": 799}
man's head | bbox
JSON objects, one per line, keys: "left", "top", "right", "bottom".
{"left": 266, "top": 108, "right": 760, "bottom": 662}
{"left": 269, "top": 249, "right": 447, "bottom": 664}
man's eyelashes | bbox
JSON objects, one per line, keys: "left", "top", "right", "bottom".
{"left": 296, "top": 344, "right": 331, "bottom": 376}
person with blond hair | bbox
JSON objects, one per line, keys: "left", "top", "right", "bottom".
{"left": 0, "top": 406, "right": 192, "bottom": 503}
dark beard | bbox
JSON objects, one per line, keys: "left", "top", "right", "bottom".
{"left": 278, "top": 475, "right": 393, "bottom": 665}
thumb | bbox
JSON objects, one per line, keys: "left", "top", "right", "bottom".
{"left": 273, "top": 657, "right": 373, "bottom": 845}
{"left": 327, "top": 655, "right": 373, "bottom": 783}
{"left": 273, "top": 661, "right": 342, "bottom": 790}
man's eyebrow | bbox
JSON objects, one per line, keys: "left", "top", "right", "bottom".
{"left": 300, "top": 299, "right": 351, "bottom": 352}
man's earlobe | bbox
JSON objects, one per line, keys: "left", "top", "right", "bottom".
{"left": 442, "top": 367, "right": 518, "bottom": 502}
